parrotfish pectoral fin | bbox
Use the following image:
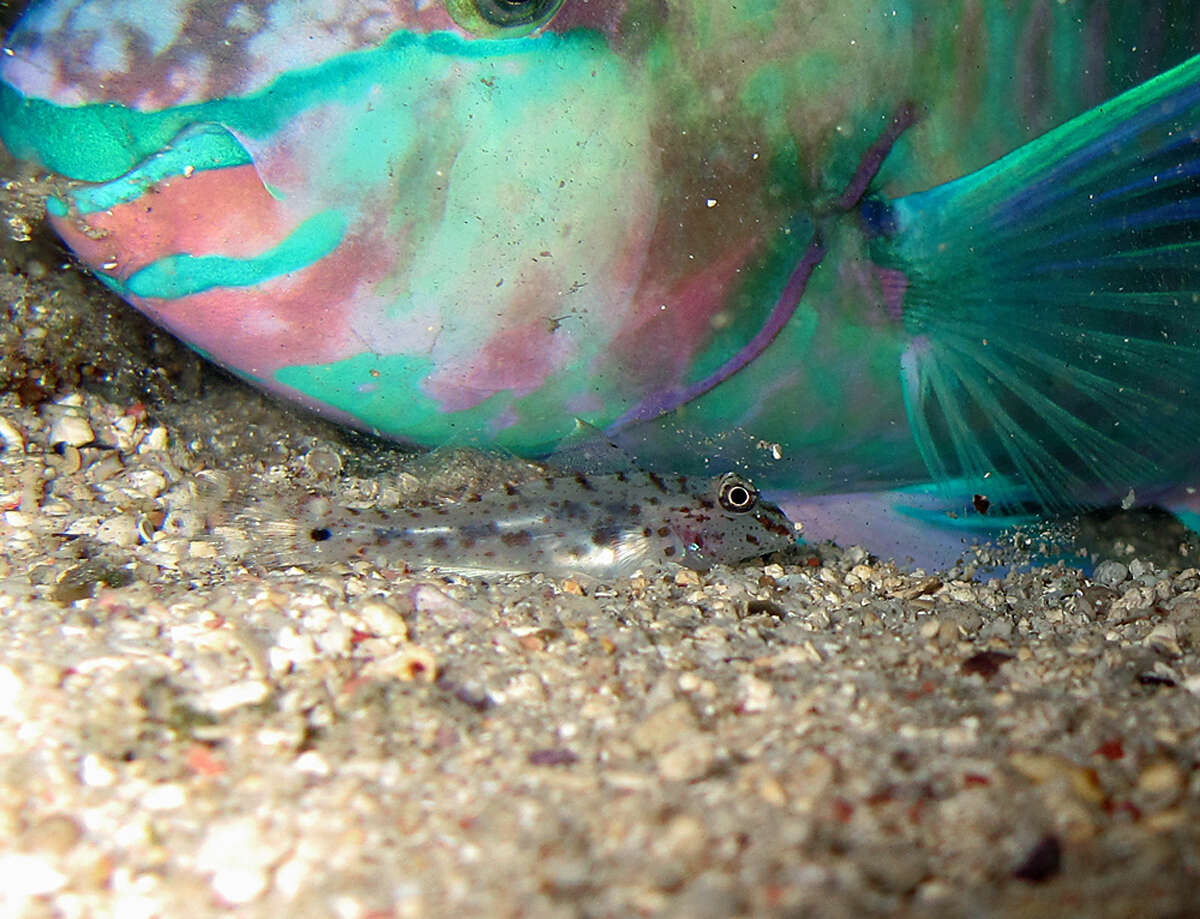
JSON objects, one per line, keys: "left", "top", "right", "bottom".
{"left": 773, "top": 481, "right": 1045, "bottom": 573}
{"left": 874, "top": 53, "right": 1200, "bottom": 513}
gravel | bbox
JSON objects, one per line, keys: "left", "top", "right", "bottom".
{"left": 4, "top": 135, "right": 1200, "bottom": 919}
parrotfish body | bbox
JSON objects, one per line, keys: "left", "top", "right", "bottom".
{"left": 4, "top": 1, "right": 1200, "bottom": 564}
{"left": 281, "top": 470, "right": 797, "bottom": 578}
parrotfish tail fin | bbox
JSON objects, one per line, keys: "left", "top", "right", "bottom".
{"left": 872, "top": 53, "right": 1200, "bottom": 513}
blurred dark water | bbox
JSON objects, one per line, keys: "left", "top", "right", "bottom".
{"left": 1, "top": 1, "right": 25, "bottom": 34}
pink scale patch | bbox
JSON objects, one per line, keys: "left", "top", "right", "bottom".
{"left": 51, "top": 165, "right": 393, "bottom": 375}
{"left": 422, "top": 319, "right": 567, "bottom": 413}
{"left": 607, "top": 237, "right": 760, "bottom": 392}
{"left": 51, "top": 165, "right": 297, "bottom": 276}
{"left": 127, "top": 230, "right": 390, "bottom": 374}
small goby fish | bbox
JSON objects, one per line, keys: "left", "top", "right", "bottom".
{"left": 284, "top": 470, "right": 797, "bottom": 579}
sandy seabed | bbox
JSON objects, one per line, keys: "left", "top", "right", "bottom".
{"left": 2, "top": 140, "right": 1200, "bottom": 919}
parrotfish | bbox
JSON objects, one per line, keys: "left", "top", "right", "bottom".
{"left": 266, "top": 470, "right": 797, "bottom": 578}
{"left": 4, "top": 1, "right": 1200, "bottom": 565}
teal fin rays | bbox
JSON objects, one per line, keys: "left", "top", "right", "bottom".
{"left": 878, "top": 53, "right": 1200, "bottom": 512}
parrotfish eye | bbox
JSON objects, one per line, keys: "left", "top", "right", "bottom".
{"left": 445, "top": 0, "right": 566, "bottom": 37}
{"left": 717, "top": 474, "right": 759, "bottom": 514}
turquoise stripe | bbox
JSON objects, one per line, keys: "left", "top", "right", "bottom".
{"left": 0, "top": 29, "right": 586, "bottom": 184}
{"left": 119, "top": 209, "right": 346, "bottom": 299}
{"left": 70, "top": 124, "right": 254, "bottom": 215}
